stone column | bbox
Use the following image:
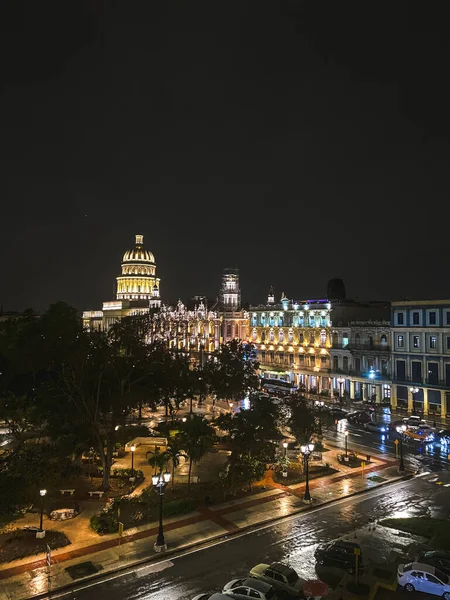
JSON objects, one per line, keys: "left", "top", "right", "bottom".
{"left": 391, "top": 385, "right": 397, "bottom": 410}
{"left": 407, "top": 388, "right": 413, "bottom": 412}
{"left": 350, "top": 380, "right": 355, "bottom": 400}
{"left": 329, "top": 378, "right": 334, "bottom": 399}
{"left": 441, "top": 390, "right": 447, "bottom": 417}
{"left": 423, "top": 388, "right": 429, "bottom": 416}
{"left": 375, "top": 385, "right": 381, "bottom": 404}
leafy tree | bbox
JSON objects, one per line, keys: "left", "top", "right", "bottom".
{"left": 146, "top": 447, "right": 170, "bottom": 473}
{"left": 164, "top": 432, "right": 187, "bottom": 487}
{"left": 181, "top": 415, "right": 215, "bottom": 489}
{"left": 286, "top": 395, "right": 316, "bottom": 445}
{"left": 0, "top": 393, "right": 40, "bottom": 441}
{"left": 220, "top": 452, "right": 266, "bottom": 494}
{"left": 205, "top": 340, "right": 259, "bottom": 405}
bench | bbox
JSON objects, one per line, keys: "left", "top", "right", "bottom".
{"left": 88, "top": 491, "right": 104, "bottom": 499}
{"left": 60, "top": 489, "right": 75, "bottom": 496}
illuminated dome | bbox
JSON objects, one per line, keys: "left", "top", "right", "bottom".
{"left": 122, "top": 234, "right": 155, "bottom": 264}
{"left": 116, "top": 234, "right": 161, "bottom": 306}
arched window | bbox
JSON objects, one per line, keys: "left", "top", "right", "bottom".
{"left": 261, "top": 315, "right": 266, "bottom": 326}
{"left": 269, "top": 330, "right": 274, "bottom": 342}
{"left": 310, "top": 333, "right": 315, "bottom": 345}
{"left": 343, "top": 356, "right": 349, "bottom": 370}
{"left": 380, "top": 334, "right": 387, "bottom": 346}
{"left": 320, "top": 330, "right": 326, "bottom": 345}
{"left": 288, "top": 329, "right": 293, "bottom": 343}
{"left": 279, "top": 330, "right": 284, "bottom": 342}
{"left": 355, "top": 333, "right": 361, "bottom": 346}
{"left": 252, "top": 329, "right": 257, "bottom": 341}
{"left": 261, "top": 332, "right": 266, "bottom": 342}
{"left": 251, "top": 315, "right": 257, "bottom": 326}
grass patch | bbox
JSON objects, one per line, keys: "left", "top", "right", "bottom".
{"left": 368, "top": 475, "right": 387, "bottom": 483}
{"left": 379, "top": 518, "right": 450, "bottom": 550}
{"left": 273, "top": 465, "right": 338, "bottom": 485}
{"left": 0, "top": 529, "right": 70, "bottom": 563}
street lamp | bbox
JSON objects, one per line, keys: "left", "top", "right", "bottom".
{"left": 282, "top": 441, "right": 288, "bottom": 478}
{"left": 39, "top": 489, "right": 47, "bottom": 533}
{"left": 396, "top": 425, "right": 406, "bottom": 473}
{"left": 337, "top": 377, "right": 345, "bottom": 401}
{"left": 130, "top": 444, "right": 136, "bottom": 479}
{"left": 152, "top": 470, "right": 171, "bottom": 552}
{"left": 229, "top": 401, "right": 234, "bottom": 411}
{"left": 410, "top": 387, "right": 419, "bottom": 416}
{"left": 344, "top": 430, "right": 349, "bottom": 457}
{"left": 182, "top": 417, "right": 187, "bottom": 423}
{"left": 300, "top": 443, "right": 314, "bottom": 502}
{"left": 315, "top": 400, "right": 325, "bottom": 436}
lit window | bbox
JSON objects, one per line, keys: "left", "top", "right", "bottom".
{"left": 397, "top": 335, "right": 404, "bottom": 348}
{"left": 279, "top": 330, "right": 284, "bottom": 342}
{"left": 413, "top": 335, "right": 420, "bottom": 349}
{"left": 430, "top": 336, "right": 437, "bottom": 349}
{"left": 320, "top": 331, "right": 326, "bottom": 345}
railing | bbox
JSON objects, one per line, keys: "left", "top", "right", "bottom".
{"left": 331, "top": 343, "right": 390, "bottom": 351}
{"left": 331, "top": 368, "right": 391, "bottom": 380}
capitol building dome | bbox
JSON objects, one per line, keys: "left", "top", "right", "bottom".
{"left": 122, "top": 234, "right": 155, "bottom": 264}
{"left": 116, "top": 234, "right": 161, "bottom": 306}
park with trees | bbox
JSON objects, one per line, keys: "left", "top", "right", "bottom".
{"left": 0, "top": 303, "right": 336, "bottom": 560}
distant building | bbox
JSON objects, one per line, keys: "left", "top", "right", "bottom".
{"left": 82, "top": 234, "right": 221, "bottom": 358}
{"left": 249, "top": 290, "right": 332, "bottom": 394}
{"left": 328, "top": 299, "right": 391, "bottom": 402}
{"left": 391, "top": 300, "right": 450, "bottom": 416}
{"left": 220, "top": 269, "right": 248, "bottom": 343}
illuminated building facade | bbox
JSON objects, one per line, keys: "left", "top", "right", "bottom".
{"left": 220, "top": 268, "right": 248, "bottom": 343}
{"left": 82, "top": 235, "right": 221, "bottom": 357}
{"left": 250, "top": 291, "right": 332, "bottom": 393}
{"left": 391, "top": 300, "right": 450, "bottom": 416}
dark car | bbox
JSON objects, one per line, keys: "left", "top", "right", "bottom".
{"left": 437, "top": 430, "right": 450, "bottom": 445}
{"left": 347, "top": 411, "right": 372, "bottom": 425}
{"left": 330, "top": 408, "right": 348, "bottom": 420}
{"left": 418, "top": 551, "right": 450, "bottom": 576}
{"left": 315, "top": 540, "right": 363, "bottom": 573}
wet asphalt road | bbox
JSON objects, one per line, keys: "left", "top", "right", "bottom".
{"left": 57, "top": 472, "right": 450, "bottom": 600}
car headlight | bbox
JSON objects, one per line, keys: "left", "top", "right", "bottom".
{"left": 380, "top": 427, "right": 386, "bottom": 432}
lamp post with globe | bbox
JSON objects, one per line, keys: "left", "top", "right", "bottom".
{"left": 314, "top": 400, "right": 325, "bottom": 436}
{"left": 152, "top": 470, "right": 171, "bottom": 552}
{"left": 337, "top": 377, "right": 345, "bottom": 402}
{"left": 410, "top": 387, "right": 419, "bottom": 416}
{"left": 300, "top": 443, "right": 314, "bottom": 502}
{"left": 396, "top": 425, "right": 406, "bottom": 472}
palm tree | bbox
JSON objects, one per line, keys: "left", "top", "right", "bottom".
{"left": 181, "top": 415, "right": 215, "bottom": 490}
{"left": 165, "top": 435, "right": 187, "bottom": 487}
{"left": 146, "top": 446, "right": 169, "bottom": 474}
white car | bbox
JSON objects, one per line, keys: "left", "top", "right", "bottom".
{"left": 192, "top": 594, "right": 230, "bottom": 600}
{"left": 403, "top": 416, "right": 426, "bottom": 429}
{"left": 398, "top": 562, "right": 450, "bottom": 599}
{"left": 249, "top": 562, "right": 304, "bottom": 597}
{"left": 222, "top": 578, "right": 277, "bottom": 600}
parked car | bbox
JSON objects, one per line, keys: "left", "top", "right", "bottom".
{"left": 330, "top": 408, "right": 348, "bottom": 420}
{"left": 437, "top": 430, "right": 450, "bottom": 446}
{"left": 418, "top": 552, "right": 450, "bottom": 576}
{"left": 314, "top": 540, "right": 363, "bottom": 573}
{"left": 397, "top": 562, "right": 450, "bottom": 598}
{"left": 347, "top": 411, "right": 372, "bottom": 425}
{"left": 193, "top": 595, "right": 230, "bottom": 600}
{"left": 250, "top": 562, "right": 304, "bottom": 597}
{"left": 364, "top": 422, "right": 387, "bottom": 433}
{"left": 403, "top": 416, "right": 427, "bottom": 428}
{"left": 222, "top": 578, "right": 277, "bottom": 600}
{"left": 403, "top": 427, "right": 435, "bottom": 443}
{"left": 388, "top": 419, "right": 407, "bottom": 432}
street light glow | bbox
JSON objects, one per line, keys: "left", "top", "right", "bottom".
{"left": 40, "top": 489, "right": 47, "bottom": 497}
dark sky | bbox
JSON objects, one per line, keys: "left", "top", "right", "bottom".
{"left": 1, "top": 1, "right": 449, "bottom": 312}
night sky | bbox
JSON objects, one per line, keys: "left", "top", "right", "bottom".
{"left": 1, "top": 1, "right": 449, "bottom": 312}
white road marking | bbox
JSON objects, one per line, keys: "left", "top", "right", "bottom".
{"left": 415, "top": 471, "right": 431, "bottom": 477}
{"left": 136, "top": 561, "right": 174, "bottom": 577}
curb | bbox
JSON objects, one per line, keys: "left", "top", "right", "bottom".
{"left": 15, "top": 471, "right": 413, "bottom": 600}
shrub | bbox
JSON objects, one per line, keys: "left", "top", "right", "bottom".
{"left": 162, "top": 498, "right": 197, "bottom": 518}
{"left": 90, "top": 511, "right": 118, "bottom": 534}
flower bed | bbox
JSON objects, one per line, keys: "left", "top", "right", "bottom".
{"left": 0, "top": 529, "right": 70, "bottom": 563}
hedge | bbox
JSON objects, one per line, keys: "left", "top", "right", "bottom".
{"left": 162, "top": 498, "right": 197, "bottom": 518}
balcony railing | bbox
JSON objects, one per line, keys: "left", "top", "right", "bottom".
{"left": 331, "top": 368, "right": 391, "bottom": 380}
{"left": 332, "top": 343, "right": 390, "bottom": 352}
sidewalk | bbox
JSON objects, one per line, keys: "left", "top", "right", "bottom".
{"left": 0, "top": 446, "right": 406, "bottom": 600}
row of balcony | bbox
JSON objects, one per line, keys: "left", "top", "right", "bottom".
{"left": 331, "top": 343, "right": 391, "bottom": 352}
{"left": 393, "top": 376, "right": 450, "bottom": 388}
